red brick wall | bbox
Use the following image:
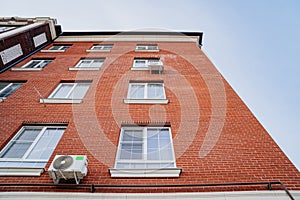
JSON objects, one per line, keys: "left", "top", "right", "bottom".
{"left": 0, "top": 41, "right": 299, "bottom": 192}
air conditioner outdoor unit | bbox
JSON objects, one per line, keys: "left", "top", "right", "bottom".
{"left": 48, "top": 155, "right": 88, "bottom": 184}
{"left": 148, "top": 61, "right": 164, "bottom": 74}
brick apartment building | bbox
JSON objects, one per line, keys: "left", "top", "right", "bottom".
{"left": 0, "top": 17, "right": 299, "bottom": 199}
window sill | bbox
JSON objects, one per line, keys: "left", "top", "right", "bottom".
{"left": 109, "top": 168, "right": 181, "bottom": 178}
{"left": 0, "top": 168, "right": 44, "bottom": 176}
{"left": 11, "top": 68, "right": 43, "bottom": 71}
{"left": 0, "top": 98, "right": 4, "bottom": 102}
{"left": 130, "top": 67, "right": 149, "bottom": 71}
{"left": 69, "top": 67, "right": 101, "bottom": 71}
{"left": 86, "top": 49, "right": 111, "bottom": 53}
{"left": 124, "top": 99, "right": 169, "bottom": 104}
{"left": 40, "top": 98, "right": 83, "bottom": 104}
{"left": 40, "top": 50, "right": 66, "bottom": 53}
{"left": 135, "top": 49, "right": 159, "bottom": 52}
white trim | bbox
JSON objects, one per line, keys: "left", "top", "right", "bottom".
{"left": 130, "top": 67, "right": 149, "bottom": 71}
{"left": 124, "top": 99, "right": 169, "bottom": 104}
{"left": 69, "top": 67, "right": 101, "bottom": 71}
{"left": 109, "top": 168, "right": 181, "bottom": 178}
{"left": 135, "top": 49, "right": 159, "bottom": 52}
{"left": 0, "top": 22, "right": 27, "bottom": 25}
{"left": 1, "top": 191, "right": 299, "bottom": 199}
{"left": 86, "top": 49, "right": 111, "bottom": 52}
{"left": 0, "top": 168, "right": 43, "bottom": 176}
{"left": 40, "top": 98, "right": 83, "bottom": 104}
{"left": 40, "top": 50, "right": 66, "bottom": 53}
{"left": 0, "top": 22, "right": 45, "bottom": 40}
{"left": 11, "top": 67, "right": 43, "bottom": 71}
{"left": 55, "top": 35, "right": 199, "bottom": 43}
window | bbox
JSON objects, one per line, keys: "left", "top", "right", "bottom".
{"left": 40, "top": 82, "right": 91, "bottom": 104}
{"left": 0, "top": 26, "right": 15, "bottom": 32}
{"left": 131, "top": 58, "right": 163, "bottom": 71}
{"left": 0, "top": 82, "right": 22, "bottom": 101}
{"left": 11, "top": 59, "right": 53, "bottom": 71}
{"left": 135, "top": 44, "right": 159, "bottom": 52}
{"left": 86, "top": 44, "right": 113, "bottom": 52}
{"left": 124, "top": 81, "right": 168, "bottom": 104}
{"left": 0, "top": 125, "right": 66, "bottom": 176}
{"left": 109, "top": 126, "right": 181, "bottom": 177}
{"left": 41, "top": 44, "right": 71, "bottom": 52}
{"left": 69, "top": 58, "right": 104, "bottom": 70}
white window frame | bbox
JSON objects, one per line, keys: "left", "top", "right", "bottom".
{"left": 131, "top": 58, "right": 163, "bottom": 71}
{"left": 0, "top": 125, "right": 66, "bottom": 176}
{"left": 86, "top": 44, "right": 113, "bottom": 52}
{"left": 11, "top": 59, "right": 52, "bottom": 71}
{"left": 41, "top": 45, "right": 71, "bottom": 52}
{"left": 0, "top": 82, "right": 22, "bottom": 102}
{"left": 110, "top": 126, "right": 181, "bottom": 177}
{"left": 124, "top": 82, "right": 168, "bottom": 104}
{"left": 69, "top": 58, "right": 104, "bottom": 71}
{"left": 135, "top": 44, "right": 159, "bottom": 52}
{"left": 40, "top": 82, "right": 90, "bottom": 104}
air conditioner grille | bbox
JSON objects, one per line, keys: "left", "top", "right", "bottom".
{"left": 53, "top": 155, "right": 73, "bottom": 170}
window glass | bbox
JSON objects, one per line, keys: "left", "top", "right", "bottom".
{"left": 50, "top": 83, "right": 90, "bottom": 99}
{"left": 148, "top": 84, "right": 164, "bottom": 99}
{"left": 48, "top": 45, "right": 70, "bottom": 51}
{"left": 22, "top": 60, "right": 52, "bottom": 69}
{"left": 69, "top": 83, "right": 90, "bottom": 99}
{"left": 77, "top": 59, "right": 104, "bottom": 68}
{"left": 127, "top": 83, "right": 165, "bottom": 100}
{"left": 0, "top": 126, "right": 66, "bottom": 169}
{"left": 115, "top": 127, "right": 175, "bottom": 169}
{"left": 27, "top": 128, "right": 65, "bottom": 160}
{"left": 51, "top": 84, "right": 73, "bottom": 98}
{"left": 0, "top": 83, "right": 22, "bottom": 98}
{"left": 129, "top": 85, "right": 145, "bottom": 99}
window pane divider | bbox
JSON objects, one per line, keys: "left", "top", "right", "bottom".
{"left": 22, "top": 127, "right": 45, "bottom": 159}
{"left": 0, "top": 83, "right": 12, "bottom": 94}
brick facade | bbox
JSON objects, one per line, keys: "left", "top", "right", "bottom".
{"left": 0, "top": 38, "right": 299, "bottom": 193}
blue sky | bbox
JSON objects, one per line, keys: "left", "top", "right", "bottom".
{"left": 1, "top": 0, "right": 300, "bottom": 170}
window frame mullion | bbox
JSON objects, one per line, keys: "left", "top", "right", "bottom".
{"left": 22, "top": 127, "right": 46, "bottom": 159}
{"left": 0, "top": 83, "right": 12, "bottom": 95}
{"left": 65, "top": 83, "right": 77, "bottom": 98}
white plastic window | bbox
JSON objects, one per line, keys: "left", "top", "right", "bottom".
{"left": 48, "top": 45, "right": 70, "bottom": 51}
{"left": 91, "top": 44, "right": 113, "bottom": 51}
{"left": 115, "top": 127, "right": 176, "bottom": 169}
{"left": 22, "top": 60, "right": 51, "bottom": 69}
{"left": 128, "top": 83, "right": 165, "bottom": 99}
{"left": 133, "top": 58, "right": 160, "bottom": 69}
{"left": 49, "top": 82, "right": 90, "bottom": 99}
{"left": 75, "top": 59, "right": 104, "bottom": 68}
{"left": 136, "top": 44, "right": 158, "bottom": 51}
{"left": 0, "top": 82, "right": 22, "bottom": 99}
{"left": 0, "top": 126, "right": 66, "bottom": 168}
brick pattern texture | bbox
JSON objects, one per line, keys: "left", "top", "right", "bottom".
{"left": 0, "top": 41, "right": 299, "bottom": 193}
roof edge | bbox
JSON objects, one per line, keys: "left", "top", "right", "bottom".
{"left": 60, "top": 31, "right": 203, "bottom": 46}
